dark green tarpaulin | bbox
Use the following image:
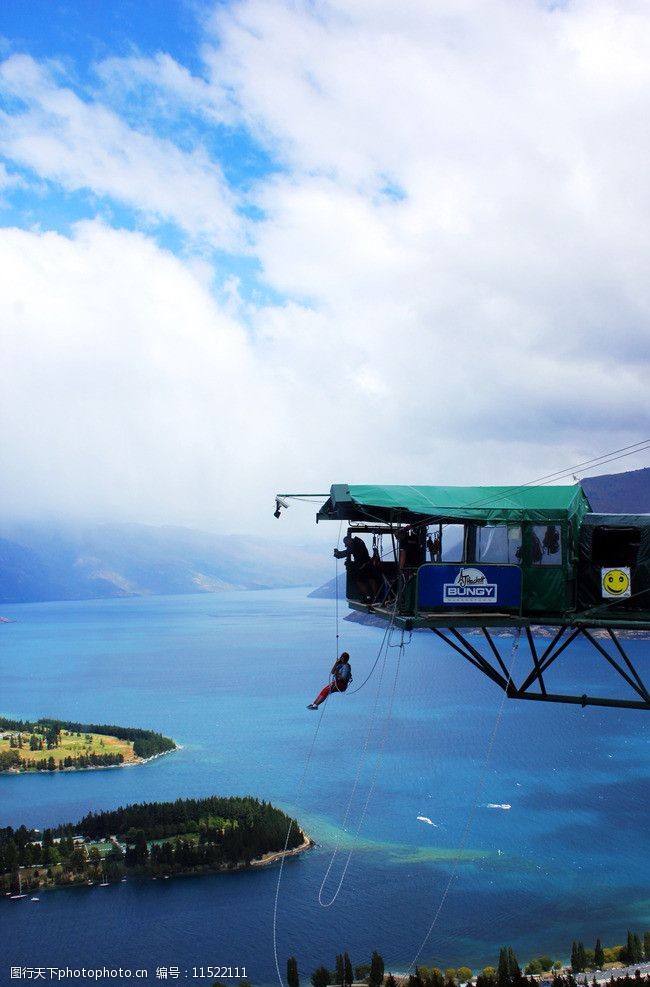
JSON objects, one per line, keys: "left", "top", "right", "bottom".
{"left": 578, "top": 513, "right": 650, "bottom": 613}
{"left": 318, "top": 483, "right": 591, "bottom": 526}
{"left": 317, "top": 483, "right": 592, "bottom": 614}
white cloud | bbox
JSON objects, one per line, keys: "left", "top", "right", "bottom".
{"left": 0, "top": 222, "right": 289, "bottom": 529}
{"left": 1, "top": 0, "right": 650, "bottom": 538}
{"left": 208, "top": 0, "right": 650, "bottom": 450}
{"left": 0, "top": 54, "right": 242, "bottom": 249}
{"left": 96, "top": 51, "right": 233, "bottom": 126}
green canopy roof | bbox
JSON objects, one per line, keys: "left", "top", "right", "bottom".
{"left": 317, "top": 483, "right": 591, "bottom": 525}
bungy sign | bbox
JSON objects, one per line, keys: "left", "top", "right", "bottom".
{"left": 417, "top": 564, "right": 522, "bottom": 610}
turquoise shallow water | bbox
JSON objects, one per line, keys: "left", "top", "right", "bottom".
{"left": 1, "top": 589, "right": 650, "bottom": 985}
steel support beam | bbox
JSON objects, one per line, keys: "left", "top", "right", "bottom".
{"left": 429, "top": 624, "right": 650, "bottom": 711}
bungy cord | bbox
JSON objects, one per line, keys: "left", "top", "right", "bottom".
{"left": 318, "top": 624, "right": 406, "bottom": 907}
{"left": 273, "top": 543, "right": 405, "bottom": 983}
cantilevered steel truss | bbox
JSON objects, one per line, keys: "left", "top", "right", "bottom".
{"left": 351, "top": 598, "right": 650, "bottom": 710}
{"left": 428, "top": 624, "right": 650, "bottom": 711}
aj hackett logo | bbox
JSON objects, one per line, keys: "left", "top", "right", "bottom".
{"left": 443, "top": 567, "right": 498, "bottom": 604}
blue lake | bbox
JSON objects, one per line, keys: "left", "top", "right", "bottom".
{"left": 1, "top": 589, "right": 650, "bottom": 986}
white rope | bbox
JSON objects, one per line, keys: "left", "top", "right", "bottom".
{"left": 272, "top": 694, "right": 330, "bottom": 987}
{"left": 318, "top": 627, "right": 405, "bottom": 907}
{"left": 273, "top": 530, "right": 394, "bottom": 984}
{"left": 335, "top": 520, "right": 343, "bottom": 662}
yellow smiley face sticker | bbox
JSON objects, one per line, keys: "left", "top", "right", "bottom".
{"left": 602, "top": 567, "right": 631, "bottom": 598}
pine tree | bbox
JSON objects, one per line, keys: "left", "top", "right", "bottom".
{"left": 497, "top": 947, "right": 520, "bottom": 986}
{"left": 344, "top": 953, "right": 353, "bottom": 987}
{"left": 370, "top": 952, "right": 385, "bottom": 987}
{"left": 578, "top": 943, "right": 587, "bottom": 972}
{"left": 571, "top": 942, "right": 586, "bottom": 973}
{"left": 594, "top": 939, "right": 605, "bottom": 968}
{"left": 335, "top": 955, "right": 345, "bottom": 987}
{"left": 287, "top": 957, "right": 300, "bottom": 987}
{"left": 624, "top": 931, "right": 643, "bottom": 965}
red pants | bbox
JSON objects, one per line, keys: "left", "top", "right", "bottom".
{"left": 313, "top": 680, "right": 348, "bottom": 706}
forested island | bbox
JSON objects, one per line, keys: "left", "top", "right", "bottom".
{"left": 0, "top": 716, "right": 177, "bottom": 773}
{"left": 0, "top": 795, "right": 311, "bottom": 893}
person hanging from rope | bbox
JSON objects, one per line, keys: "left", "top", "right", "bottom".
{"left": 307, "top": 652, "right": 352, "bottom": 709}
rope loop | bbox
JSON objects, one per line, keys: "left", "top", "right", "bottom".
{"left": 407, "top": 626, "right": 521, "bottom": 973}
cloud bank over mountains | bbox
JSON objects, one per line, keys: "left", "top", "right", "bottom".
{"left": 1, "top": 0, "right": 649, "bottom": 539}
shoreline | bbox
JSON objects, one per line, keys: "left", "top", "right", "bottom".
{"left": 3, "top": 831, "right": 314, "bottom": 898}
{"left": 249, "top": 832, "right": 315, "bottom": 868}
{"left": 0, "top": 744, "right": 181, "bottom": 776}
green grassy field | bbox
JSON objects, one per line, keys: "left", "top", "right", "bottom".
{"left": 0, "top": 728, "right": 138, "bottom": 769}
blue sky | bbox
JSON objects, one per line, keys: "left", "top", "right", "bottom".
{"left": 0, "top": 1, "right": 206, "bottom": 75}
{"left": 0, "top": 0, "right": 649, "bottom": 539}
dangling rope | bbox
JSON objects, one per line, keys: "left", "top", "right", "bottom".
{"left": 334, "top": 520, "right": 343, "bottom": 662}
{"left": 407, "top": 626, "right": 522, "bottom": 973}
{"left": 272, "top": 689, "right": 329, "bottom": 987}
{"left": 273, "top": 523, "right": 389, "bottom": 986}
{"left": 346, "top": 591, "right": 401, "bottom": 694}
{"left": 333, "top": 523, "right": 400, "bottom": 696}
{"left": 318, "top": 626, "right": 406, "bottom": 908}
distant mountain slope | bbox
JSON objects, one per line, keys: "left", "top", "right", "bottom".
{"left": 581, "top": 467, "right": 650, "bottom": 513}
{"left": 1, "top": 469, "right": 647, "bottom": 605}
{"left": 308, "top": 573, "right": 345, "bottom": 599}
{"left": 0, "top": 521, "right": 328, "bottom": 604}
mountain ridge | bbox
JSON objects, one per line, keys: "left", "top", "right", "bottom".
{"left": 0, "top": 519, "right": 328, "bottom": 604}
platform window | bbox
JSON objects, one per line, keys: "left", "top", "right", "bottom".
{"left": 440, "top": 524, "right": 465, "bottom": 562}
{"left": 532, "top": 525, "right": 562, "bottom": 566}
{"left": 477, "top": 525, "right": 522, "bottom": 564}
{"left": 591, "top": 526, "right": 640, "bottom": 566}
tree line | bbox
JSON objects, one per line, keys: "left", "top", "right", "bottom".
{"left": 570, "top": 932, "right": 650, "bottom": 972}
{"left": 213, "top": 972, "right": 650, "bottom": 987}
{"left": 13, "top": 752, "right": 125, "bottom": 771}
{"left": 276, "top": 936, "right": 650, "bottom": 987}
{"left": 0, "top": 795, "right": 305, "bottom": 889}
{"left": 62, "top": 795, "right": 303, "bottom": 853}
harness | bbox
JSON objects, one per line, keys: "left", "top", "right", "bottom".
{"left": 334, "top": 662, "right": 352, "bottom": 688}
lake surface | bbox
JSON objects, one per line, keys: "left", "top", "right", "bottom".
{"left": 1, "top": 589, "right": 650, "bottom": 986}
